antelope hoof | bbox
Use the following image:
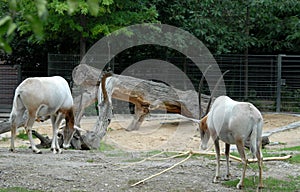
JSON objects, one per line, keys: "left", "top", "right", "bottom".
{"left": 63, "top": 144, "right": 70, "bottom": 149}
{"left": 51, "top": 148, "right": 62, "bottom": 154}
{"left": 56, "top": 148, "right": 62, "bottom": 154}
{"left": 236, "top": 182, "right": 243, "bottom": 189}
{"left": 258, "top": 185, "right": 264, "bottom": 190}
{"left": 213, "top": 176, "right": 221, "bottom": 183}
{"left": 9, "top": 148, "right": 16, "bottom": 153}
{"left": 34, "top": 150, "right": 42, "bottom": 154}
{"left": 224, "top": 174, "right": 231, "bottom": 181}
{"left": 51, "top": 148, "right": 57, "bottom": 154}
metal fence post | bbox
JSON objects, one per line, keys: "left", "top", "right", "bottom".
{"left": 276, "top": 54, "right": 284, "bottom": 112}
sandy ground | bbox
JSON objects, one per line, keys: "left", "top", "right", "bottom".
{"left": 0, "top": 113, "right": 300, "bottom": 191}
{"left": 1, "top": 113, "right": 300, "bottom": 151}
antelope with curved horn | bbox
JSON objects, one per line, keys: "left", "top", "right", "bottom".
{"left": 10, "top": 76, "right": 76, "bottom": 154}
{"left": 198, "top": 71, "right": 263, "bottom": 189}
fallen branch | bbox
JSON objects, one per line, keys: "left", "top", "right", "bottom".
{"left": 32, "top": 130, "right": 52, "bottom": 148}
{"left": 189, "top": 151, "right": 292, "bottom": 163}
{"left": 129, "top": 149, "right": 292, "bottom": 187}
{"left": 248, "top": 155, "right": 292, "bottom": 163}
{"left": 131, "top": 151, "right": 192, "bottom": 187}
{"left": 263, "top": 120, "right": 300, "bottom": 137}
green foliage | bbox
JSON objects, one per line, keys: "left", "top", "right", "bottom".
{"left": 0, "top": 0, "right": 158, "bottom": 54}
{"left": 287, "top": 154, "right": 300, "bottom": 164}
{"left": 0, "top": 0, "right": 299, "bottom": 55}
{"left": 16, "top": 130, "right": 37, "bottom": 140}
{"left": 17, "top": 130, "right": 29, "bottom": 140}
{"left": 223, "top": 176, "right": 300, "bottom": 192}
{"left": 251, "top": 0, "right": 300, "bottom": 53}
{"left": 281, "top": 146, "right": 300, "bottom": 151}
{"left": 98, "top": 141, "right": 114, "bottom": 152}
{"left": 153, "top": 0, "right": 300, "bottom": 54}
{"left": 86, "top": 159, "right": 94, "bottom": 163}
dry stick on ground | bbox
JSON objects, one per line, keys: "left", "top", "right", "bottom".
{"left": 130, "top": 150, "right": 292, "bottom": 187}
{"left": 131, "top": 151, "right": 193, "bottom": 187}
{"left": 118, "top": 151, "right": 193, "bottom": 170}
{"left": 182, "top": 151, "right": 292, "bottom": 163}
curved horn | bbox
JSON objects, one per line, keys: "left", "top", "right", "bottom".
{"left": 205, "top": 70, "right": 230, "bottom": 115}
{"left": 198, "top": 65, "right": 212, "bottom": 118}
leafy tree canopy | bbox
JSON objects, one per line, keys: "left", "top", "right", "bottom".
{"left": 0, "top": 0, "right": 299, "bottom": 55}
{"left": 0, "top": 0, "right": 158, "bottom": 54}
{"left": 153, "top": 0, "right": 300, "bottom": 54}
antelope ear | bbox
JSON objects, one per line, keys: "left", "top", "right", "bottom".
{"left": 200, "top": 116, "right": 208, "bottom": 131}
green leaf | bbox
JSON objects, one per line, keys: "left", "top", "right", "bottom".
{"left": 7, "top": 22, "right": 17, "bottom": 36}
{"left": 0, "top": 16, "right": 11, "bottom": 27}
{"left": 35, "top": 0, "right": 48, "bottom": 19}
{"left": 87, "top": 0, "right": 99, "bottom": 16}
{"left": 0, "top": 16, "right": 12, "bottom": 35}
{"left": 0, "top": 37, "right": 12, "bottom": 54}
{"left": 8, "top": 0, "right": 17, "bottom": 11}
{"left": 67, "top": 0, "right": 79, "bottom": 15}
{"left": 25, "top": 15, "right": 44, "bottom": 40}
{"left": 102, "top": 0, "right": 114, "bottom": 6}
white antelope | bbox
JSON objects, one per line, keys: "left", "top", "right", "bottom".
{"left": 10, "top": 76, "right": 76, "bottom": 154}
{"left": 199, "top": 94, "right": 263, "bottom": 189}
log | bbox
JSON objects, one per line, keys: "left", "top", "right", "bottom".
{"left": 0, "top": 112, "right": 28, "bottom": 134}
{"left": 32, "top": 130, "right": 52, "bottom": 148}
{"left": 95, "top": 70, "right": 212, "bottom": 132}
{"left": 69, "top": 64, "right": 210, "bottom": 149}
{"left": 71, "top": 64, "right": 212, "bottom": 129}
{"left": 0, "top": 120, "right": 11, "bottom": 135}
{"left": 72, "top": 64, "right": 101, "bottom": 87}
{"left": 72, "top": 64, "right": 102, "bottom": 127}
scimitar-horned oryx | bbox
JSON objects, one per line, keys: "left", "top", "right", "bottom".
{"left": 10, "top": 76, "right": 76, "bottom": 154}
{"left": 198, "top": 70, "right": 263, "bottom": 189}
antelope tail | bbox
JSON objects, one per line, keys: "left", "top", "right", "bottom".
{"left": 249, "top": 118, "right": 262, "bottom": 158}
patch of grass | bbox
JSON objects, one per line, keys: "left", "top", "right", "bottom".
{"left": 288, "top": 154, "right": 300, "bottom": 164}
{"left": 280, "top": 145, "right": 300, "bottom": 151}
{"left": 98, "top": 141, "right": 115, "bottom": 152}
{"left": 230, "top": 148, "right": 289, "bottom": 159}
{"left": 0, "top": 187, "right": 43, "bottom": 192}
{"left": 86, "top": 159, "right": 94, "bottom": 163}
{"left": 223, "top": 176, "right": 300, "bottom": 191}
{"left": 17, "top": 130, "right": 29, "bottom": 140}
{"left": 146, "top": 150, "right": 162, "bottom": 156}
{"left": 16, "top": 130, "right": 37, "bottom": 140}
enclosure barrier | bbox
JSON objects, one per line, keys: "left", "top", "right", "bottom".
{"left": 1, "top": 54, "right": 299, "bottom": 114}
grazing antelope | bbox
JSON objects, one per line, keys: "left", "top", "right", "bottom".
{"left": 198, "top": 72, "right": 263, "bottom": 189}
{"left": 10, "top": 76, "right": 76, "bottom": 154}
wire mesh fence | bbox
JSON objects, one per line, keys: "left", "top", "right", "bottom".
{"left": 47, "top": 54, "right": 300, "bottom": 113}
{"left": 48, "top": 54, "right": 81, "bottom": 86}
{"left": 2, "top": 54, "right": 297, "bottom": 116}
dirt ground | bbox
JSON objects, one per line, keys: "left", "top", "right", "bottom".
{"left": 0, "top": 113, "right": 300, "bottom": 191}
